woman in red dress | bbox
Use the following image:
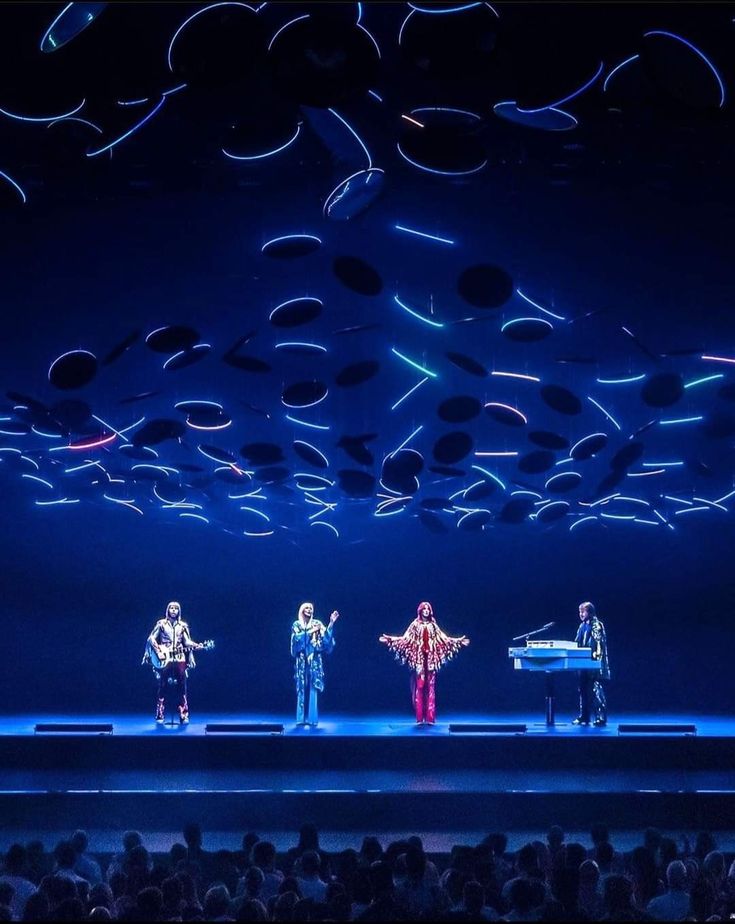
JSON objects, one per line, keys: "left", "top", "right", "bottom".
{"left": 379, "top": 602, "right": 469, "bottom": 724}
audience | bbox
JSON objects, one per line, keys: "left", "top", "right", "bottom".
{"left": 0, "top": 823, "right": 728, "bottom": 921}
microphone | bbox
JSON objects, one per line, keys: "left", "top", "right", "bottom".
{"left": 544, "top": 621, "right": 556, "bottom": 629}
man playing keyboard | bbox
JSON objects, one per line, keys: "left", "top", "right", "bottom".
{"left": 573, "top": 601, "right": 610, "bottom": 727}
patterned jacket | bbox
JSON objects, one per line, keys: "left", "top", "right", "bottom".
{"left": 575, "top": 616, "right": 610, "bottom": 680}
{"left": 291, "top": 619, "right": 335, "bottom": 693}
{"left": 382, "top": 618, "right": 466, "bottom": 677}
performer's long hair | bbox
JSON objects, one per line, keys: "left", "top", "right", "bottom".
{"left": 166, "top": 601, "right": 182, "bottom": 618}
{"left": 417, "top": 601, "right": 435, "bottom": 621}
{"left": 581, "top": 601, "right": 597, "bottom": 619}
{"left": 297, "top": 602, "right": 314, "bottom": 623}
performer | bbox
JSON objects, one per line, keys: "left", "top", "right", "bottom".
{"left": 379, "top": 602, "right": 469, "bottom": 725}
{"left": 290, "top": 602, "right": 339, "bottom": 726}
{"left": 144, "top": 601, "right": 206, "bottom": 724}
{"left": 573, "top": 601, "right": 610, "bottom": 727}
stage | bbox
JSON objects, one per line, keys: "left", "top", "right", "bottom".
{"left": 2, "top": 713, "right": 733, "bottom": 838}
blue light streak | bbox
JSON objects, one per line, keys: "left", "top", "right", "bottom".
{"left": 269, "top": 296, "right": 323, "bottom": 323}
{"left": 501, "top": 317, "right": 553, "bottom": 334}
{"left": 545, "top": 471, "right": 581, "bottom": 489}
{"left": 643, "top": 461, "right": 684, "bottom": 468}
{"left": 244, "top": 529, "right": 274, "bottom": 537}
{"left": 493, "top": 102, "right": 578, "bottom": 131}
{"left": 511, "top": 490, "right": 542, "bottom": 499}
{"left": 613, "top": 496, "right": 650, "bottom": 507}
{"left": 87, "top": 96, "right": 166, "bottom": 157}
{"left": 570, "top": 433, "right": 606, "bottom": 457}
{"left": 39, "top": 2, "right": 74, "bottom": 51}
{"left": 240, "top": 507, "right": 270, "bottom": 521}
{"left": 391, "top": 377, "right": 429, "bottom": 411}
{"left": 48, "top": 116, "right": 103, "bottom": 134}
{"left": 596, "top": 374, "right": 646, "bottom": 384}
{"left": 0, "top": 170, "right": 27, "bottom": 204}
{"left": 602, "top": 54, "right": 640, "bottom": 93}
{"left": 390, "top": 425, "right": 424, "bottom": 457}
{"left": 491, "top": 371, "right": 540, "bottom": 383}
{"left": 223, "top": 123, "right": 301, "bottom": 161}
{"left": 644, "top": 30, "right": 725, "bottom": 108}
{"left": 163, "top": 344, "right": 211, "bottom": 370}
{"left": 286, "top": 415, "right": 330, "bottom": 431}
{"left": 684, "top": 374, "right": 724, "bottom": 389}
{"left": 323, "top": 168, "right": 384, "bottom": 219}
{"left": 267, "top": 13, "right": 309, "bottom": 52}
{"left": 117, "top": 98, "right": 149, "bottom": 107}
{"left": 475, "top": 451, "right": 518, "bottom": 458}
{"left": 328, "top": 108, "right": 372, "bottom": 168}
{"left": 408, "top": 2, "right": 482, "bottom": 11}
{"left": 715, "top": 489, "right": 735, "bottom": 505}
{"left": 168, "top": 2, "right": 258, "bottom": 69}
{"left": 701, "top": 354, "right": 735, "bottom": 365}
{"left": 412, "top": 106, "right": 483, "bottom": 120}
{"left": 35, "top": 498, "right": 79, "bottom": 506}
{"left": 312, "top": 521, "right": 339, "bottom": 537}
{"left": 693, "top": 497, "right": 728, "bottom": 512}
{"left": 515, "top": 288, "right": 566, "bottom": 321}
{"left": 0, "top": 98, "right": 86, "bottom": 123}
{"left": 391, "top": 347, "right": 438, "bottom": 379}
{"left": 633, "top": 518, "right": 661, "bottom": 526}
{"left": 587, "top": 396, "right": 621, "bottom": 431}
{"left": 394, "top": 294, "right": 444, "bottom": 329}
{"left": 368, "top": 90, "right": 383, "bottom": 102}
{"left": 275, "top": 342, "right": 327, "bottom": 353}
{"left": 282, "top": 388, "right": 328, "bottom": 410}
{"left": 294, "top": 441, "right": 329, "bottom": 467}
{"left": 517, "top": 61, "right": 604, "bottom": 113}
{"left": 22, "top": 474, "right": 54, "bottom": 489}
{"left": 569, "top": 516, "right": 598, "bottom": 532}
{"left": 357, "top": 22, "right": 381, "bottom": 59}
{"left": 674, "top": 506, "right": 710, "bottom": 516}
{"left": 262, "top": 233, "right": 322, "bottom": 253}
{"left": 397, "top": 9, "right": 415, "bottom": 45}
{"left": 374, "top": 505, "right": 407, "bottom": 518}
{"left": 394, "top": 225, "right": 455, "bottom": 245}
{"left": 180, "top": 513, "right": 210, "bottom": 524}
{"left": 470, "top": 466, "right": 506, "bottom": 491}
{"left": 600, "top": 512, "right": 636, "bottom": 521}
{"left": 628, "top": 469, "right": 665, "bottom": 477}
{"left": 659, "top": 415, "right": 703, "bottom": 426}
{"left": 396, "top": 142, "right": 487, "bottom": 176}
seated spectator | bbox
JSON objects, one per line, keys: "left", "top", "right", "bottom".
{"left": 70, "top": 830, "right": 101, "bottom": 886}
{"left": 249, "top": 842, "right": 284, "bottom": 904}
{"left": 577, "top": 860, "right": 603, "bottom": 920}
{"left": 601, "top": 875, "right": 638, "bottom": 921}
{"left": 53, "top": 842, "right": 88, "bottom": 888}
{"left": 359, "top": 837, "right": 383, "bottom": 869}
{"left": 20, "top": 890, "right": 49, "bottom": 922}
{"left": 0, "top": 844, "right": 36, "bottom": 920}
{"left": 504, "top": 879, "right": 538, "bottom": 922}
{"left": 647, "top": 859, "right": 690, "bottom": 921}
{"left": 235, "top": 897, "right": 267, "bottom": 921}
{"left": 546, "top": 826, "right": 565, "bottom": 859}
{"left": 295, "top": 851, "right": 326, "bottom": 903}
{"left": 203, "top": 883, "right": 232, "bottom": 921}
{"left": 106, "top": 832, "right": 143, "bottom": 883}
{"left": 355, "top": 861, "right": 407, "bottom": 922}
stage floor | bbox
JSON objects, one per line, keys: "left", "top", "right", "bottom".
{"left": 1, "top": 711, "right": 732, "bottom": 736}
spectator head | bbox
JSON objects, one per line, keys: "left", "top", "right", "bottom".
{"left": 443, "top": 868, "right": 465, "bottom": 905}
{"left": 603, "top": 875, "right": 634, "bottom": 914}
{"left": 272, "top": 890, "right": 298, "bottom": 922}
{"left": 547, "top": 825, "right": 565, "bottom": 852}
{"left": 552, "top": 867, "right": 580, "bottom": 913}
{"left": 563, "top": 842, "right": 587, "bottom": 871}
{"left": 297, "top": 824, "right": 319, "bottom": 852}
{"left": 161, "top": 875, "right": 183, "bottom": 909}
{"left": 136, "top": 886, "right": 163, "bottom": 920}
{"left": 174, "top": 871, "right": 198, "bottom": 903}
{"left": 644, "top": 827, "right": 662, "bottom": 854}
{"left": 695, "top": 831, "right": 716, "bottom": 861}
{"left": 359, "top": 837, "right": 383, "bottom": 865}
{"left": 122, "top": 831, "right": 142, "bottom": 853}
{"left": 88, "top": 883, "right": 113, "bottom": 910}
{"left": 183, "top": 824, "right": 203, "bottom": 850}
{"left": 404, "top": 845, "right": 426, "bottom": 882}
{"left": 279, "top": 877, "right": 301, "bottom": 898}
{"left": 517, "top": 843, "right": 539, "bottom": 875}
{"left": 169, "top": 843, "right": 187, "bottom": 866}
{"left": 463, "top": 880, "right": 484, "bottom": 915}
{"left": 484, "top": 833, "right": 508, "bottom": 858}
{"left": 252, "top": 841, "right": 276, "bottom": 870}
{"left": 244, "top": 866, "right": 265, "bottom": 895}
{"left": 659, "top": 837, "right": 678, "bottom": 868}
{"left": 70, "top": 831, "right": 88, "bottom": 855}
{"left": 369, "top": 861, "right": 393, "bottom": 897}
{"left": 3, "top": 844, "right": 26, "bottom": 875}
{"left": 667, "top": 860, "right": 688, "bottom": 891}
{"left": 108, "top": 871, "right": 127, "bottom": 899}
{"left": 21, "top": 892, "right": 49, "bottom": 922}
{"left": 53, "top": 841, "right": 76, "bottom": 871}
{"left": 88, "top": 909, "right": 112, "bottom": 922}
{"left": 327, "top": 891, "right": 351, "bottom": 923}
{"left": 300, "top": 851, "right": 321, "bottom": 878}
{"left": 236, "top": 898, "right": 268, "bottom": 921}
{"left": 590, "top": 823, "right": 609, "bottom": 847}
{"left": 242, "top": 832, "right": 260, "bottom": 856}
{"left": 703, "top": 850, "right": 725, "bottom": 881}
{"left": 407, "top": 835, "right": 424, "bottom": 852}
{"left": 203, "top": 884, "right": 230, "bottom": 919}
{"left": 595, "top": 841, "right": 614, "bottom": 869}
{"left": 579, "top": 860, "right": 600, "bottom": 889}
{"left": 509, "top": 879, "right": 536, "bottom": 915}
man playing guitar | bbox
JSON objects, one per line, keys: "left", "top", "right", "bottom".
{"left": 144, "top": 601, "right": 213, "bottom": 724}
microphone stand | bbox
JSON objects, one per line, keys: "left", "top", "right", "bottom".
{"left": 512, "top": 622, "right": 555, "bottom": 643}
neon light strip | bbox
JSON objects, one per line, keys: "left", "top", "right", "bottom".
{"left": 323, "top": 168, "right": 384, "bottom": 218}
{"left": 391, "top": 377, "right": 429, "bottom": 411}
{"left": 603, "top": 54, "right": 640, "bottom": 93}
{"left": 644, "top": 30, "right": 725, "bottom": 108}
{"left": 87, "top": 97, "right": 166, "bottom": 157}
{"left": 163, "top": 344, "right": 211, "bottom": 370}
{"left": 275, "top": 341, "right": 327, "bottom": 353}
{"left": 180, "top": 513, "right": 210, "bottom": 523}
{"left": 518, "top": 61, "right": 604, "bottom": 114}
{"left": 412, "top": 106, "right": 482, "bottom": 120}
{"left": 584, "top": 493, "right": 620, "bottom": 507}
{"left": 408, "top": 2, "right": 482, "bottom": 11}
{"left": 282, "top": 388, "right": 328, "bottom": 410}
{"left": 401, "top": 114, "right": 425, "bottom": 128}
{"left": 312, "top": 521, "right": 339, "bottom": 537}
{"left": 642, "top": 461, "right": 684, "bottom": 467}
{"left": 515, "top": 288, "right": 566, "bottom": 321}
{"left": 684, "top": 374, "right": 724, "bottom": 389}
{"left": 368, "top": 90, "right": 383, "bottom": 102}
{"left": 268, "top": 13, "right": 309, "bottom": 51}
{"left": 587, "top": 396, "right": 621, "bottom": 431}
{"left": 0, "top": 98, "right": 85, "bottom": 123}
{"left": 117, "top": 98, "right": 149, "bottom": 107}
{"left": 493, "top": 101, "right": 578, "bottom": 129}
{"left": 39, "top": 2, "right": 74, "bottom": 51}
{"left": 471, "top": 466, "right": 506, "bottom": 490}
{"left": 659, "top": 416, "right": 703, "bottom": 425}
{"left": 633, "top": 519, "right": 661, "bottom": 526}
{"left": 328, "top": 108, "right": 372, "bottom": 168}
{"left": 674, "top": 506, "right": 710, "bottom": 515}
{"left": 715, "top": 489, "right": 735, "bottom": 505}
{"left": 501, "top": 316, "right": 553, "bottom": 333}
{"left": 223, "top": 123, "right": 301, "bottom": 160}
{"left": 613, "top": 496, "right": 650, "bottom": 506}
{"left": 701, "top": 354, "right": 735, "bottom": 364}
{"left": 22, "top": 474, "right": 53, "bottom": 489}
{"left": 285, "top": 415, "right": 330, "bottom": 431}
{"left": 570, "top": 433, "right": 606, "bottom": 456}
{"left": 294, "top": 441, "right": 329, "bottom": 467}
{"left": 693, "top": 497, "right": 728, "bottom": 512}
{"left": 569, "top": 516, "right": 598, "bottom": 532}
{"left": 396, "top": 142, "right": 487, "bottom": 176}
{"left": 35, "top": 498, "right": 78, "bottom": 506}
{"left": 48, "top": 116, "right": 103, "bottom": 134}
{"left": 627, "top": 469, "right": 665, "bottom": 477}
{"left": 398, "top": 9, "right": 415, "bottom": 45}
{"left": 394, "top": 294, "right": 444, "bottom": 328}
{"left": 168, "top": 3, "right": 258, "bottom": 69}
{"left": 390, "top": 425, "right": 423, "bottom": 457}
{"left": 600, "top": 513, "right": 636, "bottom": 521}
{"left": 262, "top": 233, "right": 321, "bottom": 253}
{"left": 54, "top": 433, "right": 116, "bottom": 451}
{"left": 511, "top": 490, "right": 542, "bottom": 499}
{"left": 357, "top": 22, "right": 381, "bottom": 59}
{"left": 394, "top": 224, "right": 455, "bottom": 245}
{"left": 391, "top": 347, "right": 438, "bottom": 378}
{"left": 484, "top": 402, "right": 528, "bottom": 424}
{"left": 269, "top": 296, "right": 323, "bottom": 322}
{"left": 475, "top": 451, "right": 518, "bottom": 457}
{"left": 0, "top": 170, "right": 28, "bottom": 204}
{"left": 596, "top": 374, "right": 646, "bottom": 384}
{"left": 491, "top": 371, "right": 540, "bottom": 383}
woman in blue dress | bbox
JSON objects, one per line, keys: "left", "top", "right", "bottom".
{"left": 290, "top": 602, "right": 339, "bottom": 726}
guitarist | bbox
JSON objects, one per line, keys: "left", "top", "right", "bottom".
{"left": 144, "top": 601, "right": 205, "bottom": 724}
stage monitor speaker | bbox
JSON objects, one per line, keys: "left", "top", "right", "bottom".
{"left": 617, "top": 724, "right": 696, "bottom": 736}
{"left": 205, "top": 723, "right": 284, "bottom": 735}
{"left": 34, "top": 723, "right": 113, "bottom": 735}
{"left": 449, "top": 723, "right": 527, "bottom": 735}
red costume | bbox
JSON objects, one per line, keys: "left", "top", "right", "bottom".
{"left": 380, "top": 602, "right": 468, "bottom": 724}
